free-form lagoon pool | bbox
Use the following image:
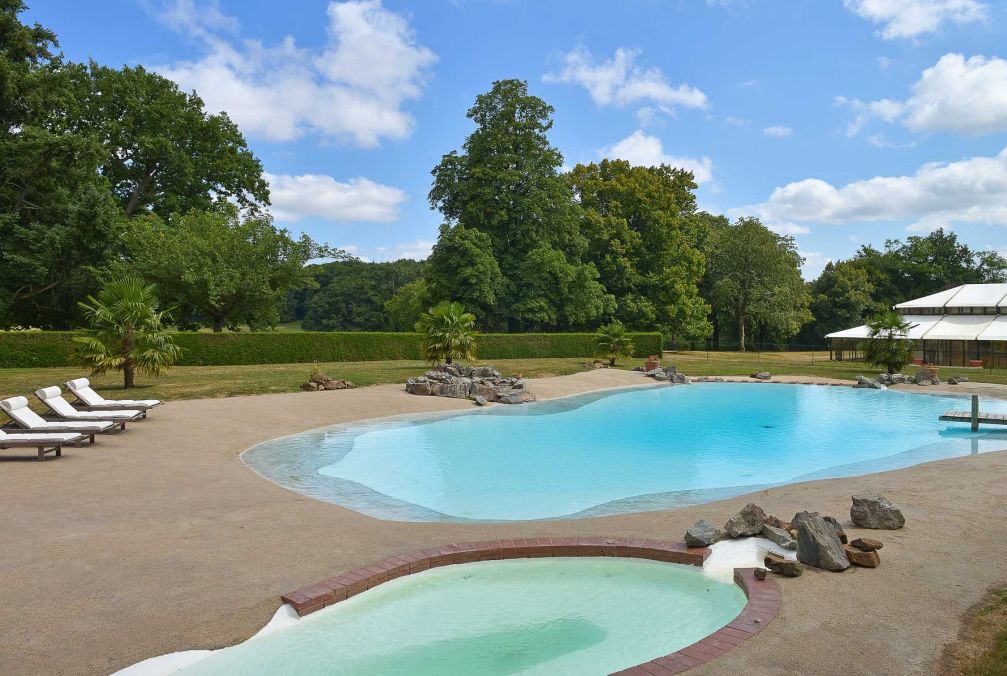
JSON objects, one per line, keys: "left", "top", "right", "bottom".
{"left": 243, "top": 383, "right": 1007, "bottom": 521}
{"left": 176, "top": 558, "right": 747, "bottom": 676}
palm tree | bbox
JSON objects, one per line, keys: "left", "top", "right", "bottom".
{"left": 595, "top": 320, "right": 635, "bottom": 366}
{"left": 75, "top": 277, "right": 183, "bottom": 388}
{"left": 860, "top": 311, "right": 916, "bottom": 375}
{"left": 414, "top": 301, "right": 477, "bottom": 365}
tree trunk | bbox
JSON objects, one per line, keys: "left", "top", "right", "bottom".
{"left": 446, "top": 355, "right": 453, "bottom": 365}
{"left": 738, "top": 313, "right": 747, "bottom": 353}
{"left": 212, "top": 319, "right": 224, "bottom": 333}
{"left": 609, "top": 356, "right": 616, "bottom": 366}
{"left": 123, "top": 358, "right": 135, "bottom": 388}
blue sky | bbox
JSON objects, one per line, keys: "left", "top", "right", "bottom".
{"left": 26, "top": 0, "right": 1007, "bottom": 277}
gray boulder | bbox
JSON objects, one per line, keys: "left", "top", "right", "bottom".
{"left": 796, "top": 516, "right": 850, "bottom": 571}
{"left": 791, "top": 510, "right": 819, "bottom": 531}
{"left": 762, "top": 524, "right": 797, "bottom": 550}
{"left": 405, "top": 379, "right": 431, "bottom": 396}
{"left": 684, "top": 520, "right": 722, "bottom": 547}
{"left": 472, "top": 395, "right": 488, "bottom": 406}
{"left": 653, "top": 370, "right": 670, "bottom": 381}
{"left": 850, "top": 494, "right": 905, "bottom": 529}
{"left": 754, "top": 371, "right": 771, "bottom": 380}
{"left": 672, "top": 372, "right": 690, "bottom": 384}
{"left": 856, "top": 374, "right": 884, "bottom": 389}
{"left": 724, "top": 503, "right": 767, "bottom": 537}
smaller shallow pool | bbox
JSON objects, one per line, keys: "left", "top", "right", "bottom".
{"left": 175, "top": 558, "right": 746, "bottom": 675}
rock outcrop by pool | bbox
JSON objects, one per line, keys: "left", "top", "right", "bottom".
{"left": 405, "top": 364, "right": 534, "bottom": 405}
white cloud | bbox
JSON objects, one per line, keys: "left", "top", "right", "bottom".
{"left": 763, "top": 125, "right": 793, "bottom": 138}
{"left": 725, "top": 115, "right": 749, "bottom": 127}
{"left": 799, "top": 250, "right": 832, "bottom": 278}
{"left": 153, "top": 0, "right": 437, "bottom": 146}
{"left": 877, "top": 56, "right": 895, "bottom": 68}
{"left": 866, "top": 132, "right": 916, "bottom": 148}
{"left": 838, "top": 53, "right": 1007, "bottom": 137}
{"left": 844, "top": 0, "right": 988, "bottom": 40}
{"left": 265, "top": 173, "right": 406, "bottom": 223}
{"left": 373, "top": 240, "right": 435, "bottom": 261}
{"left": 544, "top": 46, "right": 708, "bottom": 116}
{"left": 600, "top": 130, "right": 713, "bottom": 184}
{"left": 733, "top": 145, "right": 1007, "bottom": 232}
{"left": 770, "top": 222, "right": 811, "bottom": 235}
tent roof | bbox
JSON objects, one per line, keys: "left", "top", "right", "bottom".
{"left": 918, "top": 315, "right": 996, "bottom": 341}
{"left": 894, "top": 285, "right": 964, "bottom": 309}
{"left": 977, "top": 315, "right": 1007, "bottom": 341}
{"left": 825, "top": 325, "right": 871, "bottom": 339}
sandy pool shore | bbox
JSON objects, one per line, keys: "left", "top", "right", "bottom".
{"left": 1, "top": 369, "right": 1005, "bottom": 675}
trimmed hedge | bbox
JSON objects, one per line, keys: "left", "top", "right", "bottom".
{"left": 0, "top": 330, "right": 662, "bottom": 368}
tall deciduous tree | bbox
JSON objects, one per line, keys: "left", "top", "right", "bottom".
{"left": 121, "top": 207, "right": 339, "bottom": 331}
{"left": 83, "top": 64, "right": 268, "bottom": 219}
{"left": 798, "top": 261, "right": 881, "bottom": 343}
{"left": 569, "top": 159, "right": 711, "bottom": 339}
{"left": 704, "top": 217, "right": 811, "bottom": 351}
{"left": 0, "top": 2, "right": 123, "bottom": 326}
{"left": 425, "top": 223, "right": 505, "bottom": 326}
{"left": 428, "top": 79, "right": 606, "bottom": 330}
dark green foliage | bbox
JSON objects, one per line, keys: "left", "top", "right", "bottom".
{"left": 860, "top": 311, "right": 916, "bottom": 375}
{"left": 0, "top": 331, "right": 662, "bottom": 367}
{"left": 0, "top": 330, "right": 76, "bottom": 367}
{"left": 428, "top": 79, "right": 607, "bottom": 330}
{"left": 425, "top": 224, "right": 503, "bottom": 325}
{"left": 301, "top": 258, "right": 426, "bottom": 331}
{"left": 569, "top": 160, "right": 710, "bottom": 338}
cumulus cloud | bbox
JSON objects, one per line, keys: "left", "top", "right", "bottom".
{"left": 373, "top": 240, "right": 435, "bottom": 261}
{"left": 838, "top": 53, "right": 1007, "bottom": 137}
{"left": 799, "top": 250, "right": 832, "bottom": 278}
{"left": 763, "top": 125, "right": 792, "bottom": 138}
{"left": 843, "top": 0, "right": 988, "bottom": 40}
{"left": 600, "top": 130, "right": 713, "bottom": 184}
{"left": 733, "top": 145, "right": 1007, "bottom": 232}
{"left": 266, "top": 173, "right": 406, "bottom": 223}
{"left": 152, "top": 0, "right": 437, "bottom": 146}
{"left": 544, "top": 46, "right": 708, "bottom": 116}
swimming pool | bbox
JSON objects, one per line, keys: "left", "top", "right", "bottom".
{"left": 243, "top": 383, "right": 1007, "bottom": 521}
{"left": 175, "top": 558, "right": 747, "bottom": 676}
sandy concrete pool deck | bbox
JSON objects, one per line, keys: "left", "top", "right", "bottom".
{"left": 2, "top": 370, "right": 1006, "bottom": 675}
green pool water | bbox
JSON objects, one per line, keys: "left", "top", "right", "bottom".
{"left": 178, "top": 558, "right": 746, "bottom": 675}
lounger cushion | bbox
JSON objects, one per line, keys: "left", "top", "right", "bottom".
{"left": 37, "top": 386, "right": 62, "bottom": 399}
{"left": 67, "top": 378, "right": 90, "bottom": 390}
{"left": 0, "top": 430, "right": 79, "bottom": 442}
{"left": 0, "top": 396, "right": 29, "bottom": 412}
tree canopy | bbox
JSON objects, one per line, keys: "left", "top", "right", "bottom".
{"left": 120, "top": 207, "right": 337, "bottom": 331}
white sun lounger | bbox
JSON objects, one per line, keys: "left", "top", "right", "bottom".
{"left": 0, "top": 427, "right": 84, "bottom": 461}
{"left": 65, "top": 377, "right": 161, "bottom": 417}
{"left": 1, "top": 396, "right": 116, "bottom": 440}
{"left": 35, "top": 387, "right": 142, "bottom": 426}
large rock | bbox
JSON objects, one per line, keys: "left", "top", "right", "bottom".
{"left": 753, "top": 371, "right": 771, "bottom": 380}
{"left": 856, "top": 374, "right": 884, "bottom": 389}
{"left": 671, "top": 372, "right": 691, "bottom": 384}
{"left": 823, "top": 515, "right": 848, "bottom": 544}
{"left": 724, "top": 503, "right": 767, "bottom": 537}
{"left": 791, "top": 511, "right": 819, "bottom": 531}
{"left": 433, "top": 382, "right": 470, "bottom": 399}
{"left": 844, "top": 544, "right": 881, "bottom": 568}
{"left": 850, "top": 494, "right": 905, "bottom": 529}
{"left": 764, "top": 553, "right": 803, "bottom": 577}
{"left": 470, "top": 382, "right": 500, "bottom": 402}
{"left": 405, "top": 379, "right": 432, "bottom": 396}
{"left": 851, "top": 537, "right": 883, "bottom": 552}
{"left": 684, "top": 520, "right": 722, "bottom": 547}
{"left": 796, "top": 516, "right": 850, "bottom": 571}
{"left": 762, "top": 524, "right": 797, "bottom": 550}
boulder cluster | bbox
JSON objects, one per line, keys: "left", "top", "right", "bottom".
{"left": 751, "top": 371, "right": 772, "bottom": 380}
{"left": 405, "top": 364, "right": 534, "bottom": 406}
{"left": 875, "top": 368, "right": 969, "bottom": 387}
{"left": 643, "top": 365, "right": 691, "bottom": 383}
{"left": 300, "top": 370, "right": 356, "bottom": 391}
{"left": 683, "top": 493, "right": 905, "bottom": 579}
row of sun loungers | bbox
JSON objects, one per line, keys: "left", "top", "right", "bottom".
{"left": 0, "top": 378, "right": 162, "bottom": 461}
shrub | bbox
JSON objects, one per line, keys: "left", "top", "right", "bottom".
{"left": 0, "top": 331, "right": 662, "bottom": 367}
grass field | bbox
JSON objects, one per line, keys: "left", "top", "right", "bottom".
{"left": 941, "top": 586, "right": 1007, "bottom": 675}
{"left": 0, "top": 357, "right": 597, "bottom": 403}
{"left": 4, "top": 350, "right": 1007, "bottom": 404}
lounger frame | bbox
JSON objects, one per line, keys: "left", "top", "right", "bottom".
{"left": 0, "top": 435, "right": 84, "bottom": 461}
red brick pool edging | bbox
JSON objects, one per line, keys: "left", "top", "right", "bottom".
{"left": 279, "top": 537, "right": 781, "bottom": 674}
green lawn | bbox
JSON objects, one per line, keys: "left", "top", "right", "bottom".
{"left": 0, "top": 358, "right": 597, "bottom": 402}
{"left": 941, "top": 586, "right": 1007, "bottom": 675}
{"left": 6, "top": 350, "right": 1007, "bottom": 404}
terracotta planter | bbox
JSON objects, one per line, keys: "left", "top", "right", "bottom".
{"left": 645, "top": 356, "right": 661, "bottom": 371}
{"left": 969, "top": 359, "right": 983, "bottom": 368}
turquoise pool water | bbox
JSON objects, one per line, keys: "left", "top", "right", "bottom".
{"left": 178, "top": 558, "right": 746, "bottom": 676}
{"left": 243, "top": 383, "right": 1007, "bottom": 521}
